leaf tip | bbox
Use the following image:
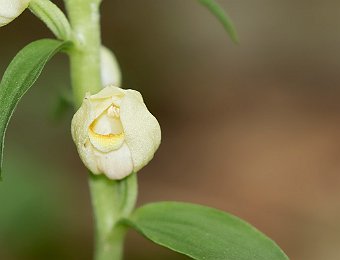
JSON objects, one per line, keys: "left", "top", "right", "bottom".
{"left": 198, "top": 0, "right": 239, "bottom": 45}
{"left": 230, "top": 33, "right": 240, "bottom": 45}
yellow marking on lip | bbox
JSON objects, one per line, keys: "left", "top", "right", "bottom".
{"left": 88, "top": 120, "right": 125, "bottom": 152}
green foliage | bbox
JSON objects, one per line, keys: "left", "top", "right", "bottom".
{"left": 29, "top": 0, "right": 72, "bottom": 40}
{"left": 0, "top": 39, "right": 70, "bottom": 177}
{"left": 198, "top": 0, "right": 239, "bottom": 43}
{"left": 125, "top": 202, "right": 289, "bottom": 260}
{"left": 50, "top": 90, "right": 74, "bottom": 121}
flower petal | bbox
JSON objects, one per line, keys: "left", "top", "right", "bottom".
{"left": 95, "top": 142, "right": 134, "bottom": 180}
{"left": 120, "top": 90, "right": 161, "bottom": 172}
{"left": 90, "top": 85, "right": 124, "bottom": 100}
{"left": 0, "top": 0, "right": 30, "bottom": 26}
{"left": 71, "top": 98, "right": 100, "bottom": 173}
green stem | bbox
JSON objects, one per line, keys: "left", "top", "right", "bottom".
{"left": 89, "top": 173, "right": 138, "bottom": 260}
{"left": 64, "top": 1, "right": 138, "bottom": 260}
{"left": 64, "top": 0, "right": 102, "bottom": 107}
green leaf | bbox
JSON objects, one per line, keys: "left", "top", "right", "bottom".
{"left": 0, "top": 39, "right": 70, "bottom": 176}
{"left": 29, "top": 0, "right": 72, "bottom": 40}
{"left": 124, "top": 202, "right": 289, "bottom": 260}
{"left": 50, "top": 90, "right": 73, "bottom": 121}
{"left": 198, "top": 0, "right": 239, "bottom": 43}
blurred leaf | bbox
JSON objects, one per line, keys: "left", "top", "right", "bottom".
{"left": 50, "top": 90, "right": 74, "bottom": 121}
{"left": 0, "top": 145, "right": 87, "bottom": 259}
{"left": 0, "top": 39, "right": 70, "bottom": 177}
{"left": 125, "top": 202, "right": 289, "bottom": 260}
{"left": 197, "top": 0, "right": 239, "bottom": 43}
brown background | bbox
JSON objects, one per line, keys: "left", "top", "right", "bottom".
{"left": 1, "top": 0, "right": 340, "bottom": 259}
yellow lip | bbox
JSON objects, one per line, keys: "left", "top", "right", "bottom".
{"left": 88, "top": 119, "right": 125, "bottom": 153}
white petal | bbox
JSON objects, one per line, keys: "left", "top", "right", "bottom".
{"left": 90, "top": 85, "right": 124, "bottom": 100}
{"left": 71, "top": 99, "right": 100, "bottom": 173}
{"left": 78, "top": 139, "right": 101, "bottom": 174}
{"left": 78, "top": 87, "right": 126, "bottom": 130}
{"left": 100, "top": 46, "right": 122, "bottom": 87}
{"left": 95, "top": 143, "right": 134, "bottom": 180}
{"left": 89, "top": 86, "right": 124, "bottom": 111}
{"left": 87, "top": 86, "right": 123, "bottom": 123}
{"left": 0, "top": 0, "right": 30, "bottom": 26}
{"left": 120, "top": 90, "right": 161, "bottom": 172}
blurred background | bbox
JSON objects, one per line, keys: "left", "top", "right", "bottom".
{"left": 1, "top": 0, "right": 340, "bottom": 259}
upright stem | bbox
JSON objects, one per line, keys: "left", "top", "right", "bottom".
{"left": 64, "top": 0, "right": 102, "bottom": 107}
{"left": 89, "top": 174, "right": 138, "bottom": 260}
{"left": 64, "top": 1, "right": 138, "bottom": 260}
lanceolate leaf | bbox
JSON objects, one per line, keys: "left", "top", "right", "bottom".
{"left": 198, "top": 0, "right": 239, "bottom": 43}
{"left": 0, "top": 39, "right": 70, "bottom": 176}
{"left": 125, "top": 202, "right": 289, "bottom": 260}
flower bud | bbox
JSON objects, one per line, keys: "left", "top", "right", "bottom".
{"left": 0, "top": 0, "right": 30, "bottom": 26}
{"left": 100, "top": 46, "right": 122, "bottom": 87}
{"left": 71, "top": 86, "right": 161, "bottom": 180}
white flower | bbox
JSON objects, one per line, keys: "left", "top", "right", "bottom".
{"left": 100, "top": 46, "right": 122, "bottom": 87}
{"left": 71, "top": 86, "right": 161, "bottom": 180}
{"left": 0, "top": 0, "right": 30, "bottom": 26}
